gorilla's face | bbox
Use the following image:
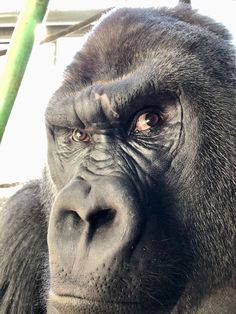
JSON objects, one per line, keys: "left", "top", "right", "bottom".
{"left": 44, "top": 6, "right": 235, "bottom": 314}
{"left": 46, "top": 90, "right": 186, "bottom": 312}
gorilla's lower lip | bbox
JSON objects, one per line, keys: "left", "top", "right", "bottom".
{"left": 48, "top": 292, "right": 149, "bottom": 313}
{"left": 49, "top": 292, "right": 141, "bottom": 305}
{"left": 48, "top": 291, "right": 171, "bottom": 314}
{"left": 47, "top": 295, "right": 168, "bottom": 314}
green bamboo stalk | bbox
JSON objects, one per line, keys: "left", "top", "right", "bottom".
{"left": 0, "top": 0, "right": 49, "bottom": 143}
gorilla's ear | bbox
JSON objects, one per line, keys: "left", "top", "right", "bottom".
{"left": 172, "top": 2, "right": 232, "bottom": 41}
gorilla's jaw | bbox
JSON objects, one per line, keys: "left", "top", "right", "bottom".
{"left": 47, "top": 267, "right": 181, "bottom": 314}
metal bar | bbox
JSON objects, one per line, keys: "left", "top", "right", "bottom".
{"left": 0, "top": 0, "right": 49, "bottom": 143}
{"left": 40, "top": 8, "right": 112, "bottom": 44}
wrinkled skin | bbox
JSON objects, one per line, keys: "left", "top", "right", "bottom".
{"left": 0, "top": 4, "right": 235, "bottom": 314}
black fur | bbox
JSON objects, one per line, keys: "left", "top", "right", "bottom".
{"left": 0, "top": 181, "right": 48, "bottom": 313}
{"left": 0, "top": 4, "right": 235, "bottom": 314}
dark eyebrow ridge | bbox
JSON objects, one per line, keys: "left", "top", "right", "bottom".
{"left": 45, "top": 95, "right": 84, "bottom": 129}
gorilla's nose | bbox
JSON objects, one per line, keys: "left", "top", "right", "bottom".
{"left": 53, "top": 177, "right": 117, "bottom": 230}
{"left": 48, "top": 176, "right": 143, "bottom": 273}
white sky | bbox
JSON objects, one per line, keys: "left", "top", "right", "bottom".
{"left": 1, "top": 0, "right": 236, "bottom": 33}
{"left": 0, "top": 0, "right": 235, "bottom": 183}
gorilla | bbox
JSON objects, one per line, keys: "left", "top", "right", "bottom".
{"left": 0, "top": 2, "right": 235, "bottom": 314}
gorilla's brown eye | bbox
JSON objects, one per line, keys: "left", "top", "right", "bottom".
{"left": 71, "top": 129, "right": 90, "bottom": 142}
{"left": 134, "top": 112, "right": 160, "bottom": 132}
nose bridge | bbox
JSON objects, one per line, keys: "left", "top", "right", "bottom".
{"left": 81, "top": 142, "right": 118, "bottom": 177}
{"left": 90, "top": 145, "right": 114, "bottom": 165}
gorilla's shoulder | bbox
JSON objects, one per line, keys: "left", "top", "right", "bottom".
{"left": 4, "top": 180, "right": 41, "bottom": 207}
{"left": 0, "top": 179, "right": 47, "bottom": 313}
{"left": 0, "top": 180, "right": 45, "bottom": 238}
{"left": 1, "top": 180, "right": 44, "bottom": 229}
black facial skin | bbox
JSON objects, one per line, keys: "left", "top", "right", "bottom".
{"left": 0, "top": 4, "right": 235, "bottom": 314}
{"left": 47, "top": 86, "right": 184, "bottom": 313}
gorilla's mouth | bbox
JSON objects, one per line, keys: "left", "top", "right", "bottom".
{"left": 50, "top": 292, "right": 141, "bottom": 304}
{"left": 48, "top": 292, "right": 162, "bottom": 313}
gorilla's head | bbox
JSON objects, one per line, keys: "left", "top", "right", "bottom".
{"left": 44, "top": 5, "right": 235, "bottom": 313}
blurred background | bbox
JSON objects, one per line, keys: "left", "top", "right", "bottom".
{"left": 0, "top": 0, "right": 235, "bottom": 198}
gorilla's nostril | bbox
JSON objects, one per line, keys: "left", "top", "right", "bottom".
{"left": 89, "top": 208, "right": 116, "bottom": 230}
{"left": 60, "top": 210, "right": 81, "bottom": 234}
